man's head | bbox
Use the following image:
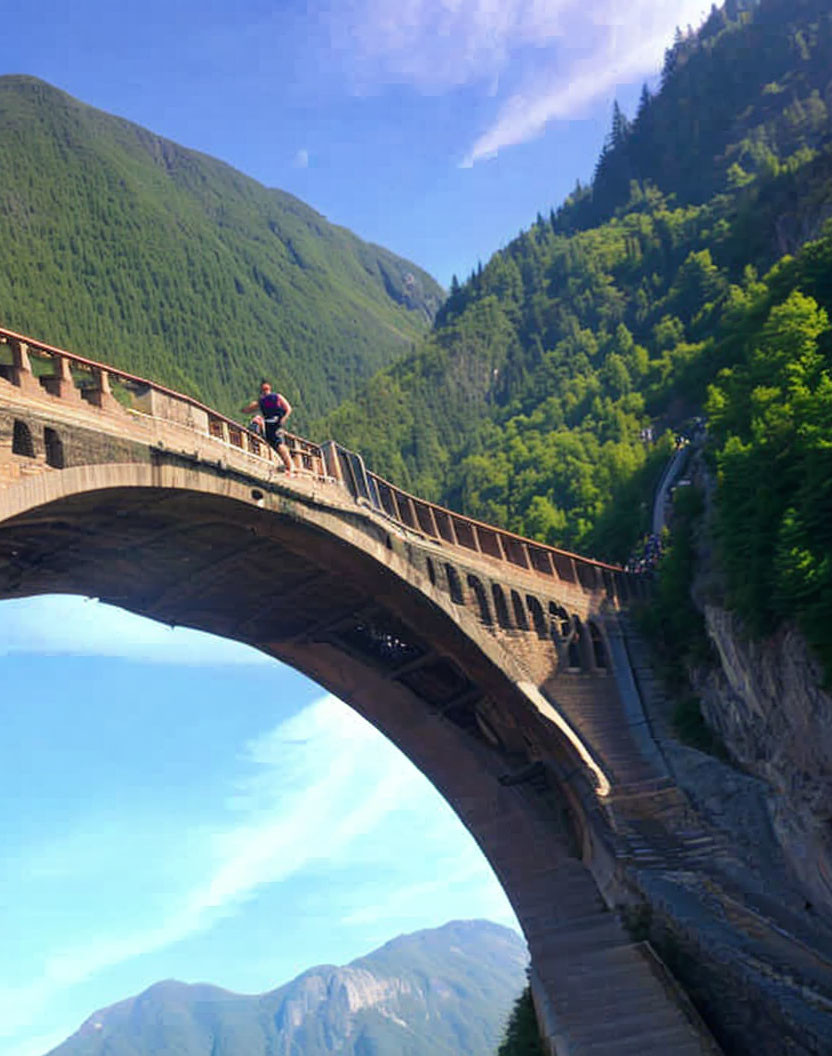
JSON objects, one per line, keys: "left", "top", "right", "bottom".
{"left": 260, "top": 380, "right": 272, "bottom": 396}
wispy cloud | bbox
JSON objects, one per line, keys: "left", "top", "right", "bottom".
{"left": 328, "top": 0, "right": 568, "bottom": 92}
{"left": 462, "top": 0, "right": 710, "bottom": 165}
{"left": 326, "top": 0, "right": 709, "bottom": 163}
{"left": 1, "top": 695, "right": 514, "bottom": 1049}
{"left": 293, "top": 147, "right": 310, "bottom": 168}
{"left": 0, "top": 596, "right": 270, "bottom": 666}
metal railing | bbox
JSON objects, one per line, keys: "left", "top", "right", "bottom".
{"left": 329, "top": 443, "right": 640, "bottom": 604}
{"left": 0, "top": 325, "right": 640, "bottom": 602}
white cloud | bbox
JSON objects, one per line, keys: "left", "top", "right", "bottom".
{"left": 325, "top": 0, "right": 709, "bottom": 162}
{"left": 327, "top": 0, "right": 570, "bottom": 92}
{"left": 462, "top": 0, "right": 710, "bottom": 165}
{"left": 0, "top": 595, "right": 270, "bottom": 666}
{"left": 293, "top": 147, "right": 310, "bottom": 168}
{"left": 1, "top": 695, "right": 514, "bottom": 1046}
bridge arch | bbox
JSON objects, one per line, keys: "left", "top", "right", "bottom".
{"left": 0, "top": 329, "right": 718, "bottom": 1054}
{"left": 0, "top": 458, "right": 612, "bottom": 886}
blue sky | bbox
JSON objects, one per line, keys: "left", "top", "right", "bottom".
{"left": 1, "top": 598, "right": 515, "bottom": 1056}
{"left": 1, "top": 0, "right": 710, "bottom": 286}
{"left": 0, "top": 2, "right": 714, "bottom": 1053}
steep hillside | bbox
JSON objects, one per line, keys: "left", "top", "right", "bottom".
{"left": 317, "top": 0, "right": 832, "bottom": 571}
{"left": 0, "top": 76, "right": 443, "bottom": 427}
{"left": 46, "top": 921, "right": 527, "bottom": 1056}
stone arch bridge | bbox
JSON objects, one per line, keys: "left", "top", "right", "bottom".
{"left": 2, "top": 327, "right": 831, "bottom": 1056}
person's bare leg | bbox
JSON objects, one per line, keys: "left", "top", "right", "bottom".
{"left": 279, "top": 443, "right": 294, "bottom": 474}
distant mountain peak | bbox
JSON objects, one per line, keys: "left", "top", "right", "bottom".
{"left": 47, "top": 920, "right": 526, "bottom": 1056}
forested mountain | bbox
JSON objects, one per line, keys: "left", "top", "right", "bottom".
{"left": 46, "top": 921, "right": 527, "bottom": 1056}
{"left": 0, "top": 76, "right": 443, "bottom": 426}
{"left": 316, "top": 0, "right": 832, "bottom": 672}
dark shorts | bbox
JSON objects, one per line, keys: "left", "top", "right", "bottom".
{"left": 265, "top": 421, "right": 286, "bottom": 448}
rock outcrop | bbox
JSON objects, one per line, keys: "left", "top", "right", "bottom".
{"left": 694, "top": 604, "right": 832, "bottom": 922}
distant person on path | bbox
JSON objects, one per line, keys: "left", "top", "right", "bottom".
{"left": 242, "top": 380, "right": 294, "bottom": 474}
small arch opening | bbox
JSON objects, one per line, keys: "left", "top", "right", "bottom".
{"left": 426, "top": 556, "right": 437, "bottom": 586}
{"left": 13, "top": 419, "right": 35, "bottom": 458}
{"left": 467, "top": 575, "right": 493, "bottom": 626}
{"left": 510, "top": 590, "right": 528, "bottom": 631}
{"left": 526, "top": 595, "right": 547, "bottom": 638}
{"left": 548, "top": 602, "right": 570, "bottom": 643}
{"left": 492, "top": 584, "right": 512, "bottom": 629}
{"left": 43, "top": 427, "right": 64, "bottom": 468}
{"left": 445, "top": 563, "right": 464, "bottom": 605}
{"left": 589, "top": 622, "right": 608, "bottom": 669}
{"left": 567, "top": 616, "right": 584, "bottom": 670}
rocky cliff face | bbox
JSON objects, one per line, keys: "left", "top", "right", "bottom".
{"left": 694, "top": 605, "right": 832, "bottom": 921}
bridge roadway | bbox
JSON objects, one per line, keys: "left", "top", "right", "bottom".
{"left": 0, "top": 326, "right": 816, "bottom": 1054}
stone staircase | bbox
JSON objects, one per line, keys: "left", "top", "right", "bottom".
{"left": 534, "top": 928, "right": 720, "bottom": 1055}
{"left": 527, "top": 860, "right": 722, "bottom": 1054}
{"left": 608, "top": 616, "right": 832, "bottom": 1053}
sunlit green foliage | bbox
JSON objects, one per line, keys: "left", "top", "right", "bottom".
{"left": 319, "top": 0, "right": 832, "bottom": 678}
{"left": 708, "top": 278, "right": 832, "bottom": 678}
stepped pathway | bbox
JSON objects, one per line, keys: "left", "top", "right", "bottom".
{"left": 548, "top": 677, "right": 665, "bottom": 789}
{"left": 615, "top": 615, "right": 832, "bottom": 1047}
{"left": 529, "top": 862, "right": 720, "bottom": 1055}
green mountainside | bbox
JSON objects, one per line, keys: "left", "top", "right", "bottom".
{"left": 46, "top": 921, "right": 527, "bottom": 1056}
{"left": 316, "top": 0, "right": 832, "bottom": 672}
{"left": 0, "top": 75, "right": 443, "bottom": 426}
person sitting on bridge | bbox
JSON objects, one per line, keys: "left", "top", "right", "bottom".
{"left": 242, "top": 381, "right": 294, "bottom": 475}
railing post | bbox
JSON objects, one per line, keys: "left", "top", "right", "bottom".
{"left": 83, "top": 367, "right": 120, "bottom": 412}
{"left": 426, "top": 505, "right": 441, "bottom": 539}
{"left": 320, "top": 441, "right": 344, "bottom": 484}
{"left": 7, "top": 339, "right": 41, "bottom": 395}
{"left": 42, "top": 354, "right": 81, "bottom": 401}
{"left": 11, "top": 339, "right": 31, "bottom": 373}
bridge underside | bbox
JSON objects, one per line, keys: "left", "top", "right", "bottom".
{"left": 4, "top": 333, "right": 832, "bottom": 1055}
{"left": 0, "top": 392, "right": 723, "bottom": 1054}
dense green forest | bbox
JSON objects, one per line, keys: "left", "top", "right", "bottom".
{"left": 317, "top": 0, "right": 832, "bottom": 674}
{"left": 2, "top": 4, "right": 830, "bottom": 677}
{"left": 0, "top": 76, "right": 443, "bottom": 427}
